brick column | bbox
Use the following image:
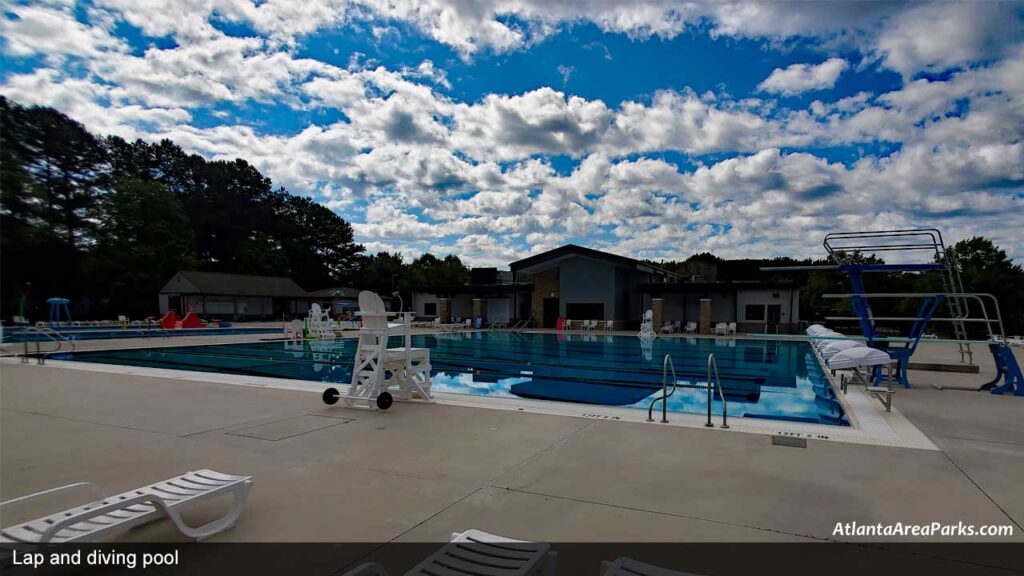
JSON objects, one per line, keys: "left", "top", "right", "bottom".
{"left": 472, "top": 298, "right": 486, "bottom": 322}
{"left": 651, "top": 298, "right": 663, "bottom": 333}
{"left": 531, "top": 268, "right": 559, "bottom": 326}
{"left": 699, "top": 298, "right": 712, "bottom": 335}
{"left": 439, "top": 298, "right": 451, "bottom": 323}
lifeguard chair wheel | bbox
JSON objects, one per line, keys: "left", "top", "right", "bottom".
{"left": 376, "top": 391, "right": 394, "bottom": 410}
{"left": 322, "top": 387, "right": 340, "bottom": 405}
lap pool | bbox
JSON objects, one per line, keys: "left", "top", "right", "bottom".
{"left": 63, "top": 332, "right": 848, "bottom": 426}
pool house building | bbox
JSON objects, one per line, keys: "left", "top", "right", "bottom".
{"left": 158, "top": 271, "right": 390, "bottom": 320}
{"left": 410, "top": 244, "right": 800, "bottom": 332}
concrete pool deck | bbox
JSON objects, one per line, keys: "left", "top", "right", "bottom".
{"left": 1, "top": 337, "right": 1022, "bottom": 572}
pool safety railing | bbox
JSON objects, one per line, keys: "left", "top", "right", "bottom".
{"left": 821, "top": 292, "right": 1005, "bottom": 341}
{"left": 19, "top": 326, "right": 76, "bottom": 365}
{"left": 509, "top": 319, "right": 531, "bottom": 333}
{"left": 705, "top": 353, "right": 729, "bottom": 429}
{"left": 647, "top": 354, "right": 678, "bottom": 423}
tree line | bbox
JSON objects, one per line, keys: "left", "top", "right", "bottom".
{"left": 3, "top": 97, "right": 1019, "bottom": 333}
{"left": 0, "top": 97, "right": 468, "bottom": 320}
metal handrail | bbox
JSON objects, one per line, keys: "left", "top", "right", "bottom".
{"left": 19, "top": 326, "right": 76, "bottom": 365}
{"left": 822, "top": 292, "right": 1005, "bottom": 340}
{"left": 705, "top": 353, "right": 729, "bottom": 429}
{"left": 647, "top": 354, "right": 678, "bottom": 423}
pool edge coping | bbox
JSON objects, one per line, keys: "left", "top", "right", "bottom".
{"left": 1, "top": 354, "right": 938, "bottom": 451}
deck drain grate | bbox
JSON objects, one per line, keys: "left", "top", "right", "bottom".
{"left": 228, "top": 414, "right": 353, "bottom": 441}
{"left": 771, "top": 435, "right": 807, "bottom": 448}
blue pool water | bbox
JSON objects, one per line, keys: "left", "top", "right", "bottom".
{"left": 65, "top": 332, "right": 848, "bottom": 426}
{"left": 2, "top": 326, "right": 283, "bottom": 343}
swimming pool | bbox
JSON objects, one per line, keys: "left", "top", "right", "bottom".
{"left": 2, "top": 326, "right": 283, "bottom": 343}
{"left": 65, "top": 332, "right": 848, "bottom": 426}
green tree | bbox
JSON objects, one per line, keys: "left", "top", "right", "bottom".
{"left": 356, "top": 252, "right": 407, "bottom": 296}
{"left": 946, "top": 237, "right": 1024, "bottom": 335}
{"left": 275, "top": 194, "right": 364, "bottom": 289}
{"left": 92, "top": 179, "right": 197, "bottom": 316}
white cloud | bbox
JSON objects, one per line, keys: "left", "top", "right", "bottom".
{"left": 1, "top": 4, "right": 126, "bottom": 63}
{"left": 874, "top": 2, "right": 1024, "bottom": 77}
{"left": 758, "top": 58, "right": 849, "bottom": 96}
{"left": 1, "top": 0, "right": 1023, "bottom": 265}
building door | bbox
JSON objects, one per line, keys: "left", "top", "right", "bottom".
{"left": 542, "top": 297, "right": 560, "bottom": 328}
{"left": 168, "top": 295, "right": 182, "bottom": 315}
{"left": 272, "top": 298, "right": 288, "bottom": 319}
{"left": 766, "top": 304, "right": 782, "bottom": 331}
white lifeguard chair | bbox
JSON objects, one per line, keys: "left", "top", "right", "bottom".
{"left": 322, "top": 291, "right": 432, "bottom": 410}
{"left": 307, "top": 303, "right": 335, "bottom": 339}
{"left": 637, "top": 309, "right": 657, "bottom": 339}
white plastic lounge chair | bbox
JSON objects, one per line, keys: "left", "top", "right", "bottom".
{"left": 342, "top": 529, "right": 557, "bottom": 576}
{"left": 684, "top": 321, "right": 696, "bottom": 334}
{"left": 602, "top": 557, "right": 704, "bottom": 576}
{"left": 818, "top": 339, "right": 865, "bottom": 359}
{"left": 727, "top": 322, "right": 737, "bottom": 335}
{"left": 827, "top": 346, "right": 896, "bottom": 411}
{"left": 0, "top": 469, "right": 251, "bottom": 544}
{"left": 713, "top": 322, "right": 728, "bottom": 335}
{"left": 660, "top": 322, "right": 674, "bottom": 334}
{"left": 827, "top": 346, "right": 892, "bottom": 371}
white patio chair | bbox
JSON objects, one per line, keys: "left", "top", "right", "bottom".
{"left": 727, "top": 322, "right": 737, "bottom": 335}
{"left": 660, "top": 322, "right": 674, "bottom": 334}
{"left": 604, "top": 320, "right": 614, "bottom": 331}
{"left": 684, "top": 321, "right": 697, "bottom": 334}
{"left": 714, "top": 322, "right": 728, "bottom": 335}
{"left": 0, "top": 469, "right": 251, "bottom": 544}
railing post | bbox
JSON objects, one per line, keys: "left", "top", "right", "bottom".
{"left": 706, "top": 354, "right": 714, "bottom": 428}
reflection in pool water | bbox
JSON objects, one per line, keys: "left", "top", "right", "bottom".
{"left": 68, "top": 332, "right": 848, "bottom": 426}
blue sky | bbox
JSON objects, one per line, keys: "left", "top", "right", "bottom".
{"left": 2, "top": 1, "right": 1023, "bottom": 265}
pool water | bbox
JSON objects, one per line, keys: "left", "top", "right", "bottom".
{"left": 66, "top": 332, "right": 848, "bottom": 426}
{"left": 2, "top": 326, "right": 283, "bottom": 343}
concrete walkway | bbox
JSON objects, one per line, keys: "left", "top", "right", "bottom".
{"left": 2, "top": 358, "right": 1022, "bottom": 571}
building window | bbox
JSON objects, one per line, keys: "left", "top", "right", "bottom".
{"left": 566, "top": 303, "right": 604, "bottom": 319}
{"left": 424, "top": 302, "right": 437, "bottom": 316}
{"left": 745, "top": 304, "right": 765, "bottom": 321}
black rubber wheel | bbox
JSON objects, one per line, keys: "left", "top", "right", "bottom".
{"left": 322, "top": 387, "right": 340, "bottom": 405}
{"left": 376, "top": 391, "right": 394, "bottom": 410}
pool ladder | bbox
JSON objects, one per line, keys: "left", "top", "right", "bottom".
{"left": 18, "top": 326, "right": 76, "bottom": 365}
{"left": 647, "top": 353, "right": 728, "bottom": 428}
{"left": 705, "top": 353, "right": 729, "bottom": 429}
{"left": 647, "top": 355, "right": 678, "bottom": 423}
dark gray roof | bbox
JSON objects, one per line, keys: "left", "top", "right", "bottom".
{"left": 160, "top": 271, "right": 309, "bottom": 297}
{"left": 510, "top": 244, "right": 679, "bottom": 278}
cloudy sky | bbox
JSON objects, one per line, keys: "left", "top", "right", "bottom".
{"left": 2, "top": 1, "right": 1023, "bottom": 266}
